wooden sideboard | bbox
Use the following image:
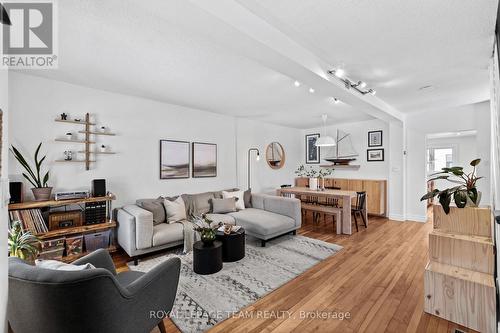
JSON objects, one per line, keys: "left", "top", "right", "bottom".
{"left": 295, "top": 177, "right": 387, "bottom": 216}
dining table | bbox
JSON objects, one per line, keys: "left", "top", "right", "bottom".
{"left": 276, "top": 186, "right": 364, "bottom": 235}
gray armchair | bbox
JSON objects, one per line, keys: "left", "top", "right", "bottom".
{"left": 8, "top": 249, "right": 181, "bottom": 333}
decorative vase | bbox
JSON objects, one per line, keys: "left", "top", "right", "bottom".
{"left": 66, "top": 133, "right": 72, "bottom": 140}
{"left": 32, "top": 187, "right": 52, "bottom": 201}
{"left": 309, "top": 177, "right": 318, "bottom": 190}
{"left": 200, "top": 229, "right": 216, "bottom": 245}
{"left": 100, "top": 145, "right": 107, "bottom": 153}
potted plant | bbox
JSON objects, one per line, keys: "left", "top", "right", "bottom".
{"left": 193, "top": 215, "right": 222, "bottom": 245}
{"left": 420, "top": 158, "right": 483, "bottom": 214}
{"left": 8, "top": 221, "right": 40, "bottom": 261}
{"left": 295, "top": 165, "right": 324, "bottom": 190}
{"left": 318, "top": 168, "right": 333, "bottom": 190}
{"left": 11, "top": 143, "right": 52, "bottom": 201}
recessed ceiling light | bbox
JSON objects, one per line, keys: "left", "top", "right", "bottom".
{"left": 333, "top": 98, "right": 340, "bottom": 104}
{"left": 334, "top": 68, "right": 345, "bottom": 78}
{"left": 294, "top": 80, "right": 301, "bottom": 87}
{"left": 309, "top": 88, "right": 315, "bottom": 93}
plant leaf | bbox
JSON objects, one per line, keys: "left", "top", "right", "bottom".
{"left": 22, "top": 173, "right": 37, "bottom": 188}
{"left": 42, "top": 171, "right": 49, "bottom": 187}
{"left": 427, "top": 175, "right": 450, "bottom": 182}
{"left": 470, "top": 158, "right": 481, "bottom": 166}
{"left": 11, "top": 145, "right": 38, "bottom": 183}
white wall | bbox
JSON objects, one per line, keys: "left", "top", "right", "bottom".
{"left": 388, "top": 120, "right": 405, "bottom": 220}
{"left": 8, "top": 73, "right": 239, "bottom": 207}
{"left": 406, "top": 101, "right": 491, "bottom": 221}
{"left": 301, "top": 119, "right": 390, "bottom": 180}
{"left": 235, "top": 118, "right": 302, "bottom": 194}
{"left": 0, "top": 69, "right": 8, "bottom": 333}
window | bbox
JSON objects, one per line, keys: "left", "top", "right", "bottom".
{"left": 427, "top": 147, "right": 454, "bottom": 173}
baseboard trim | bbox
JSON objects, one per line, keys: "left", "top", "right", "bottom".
{"left": 405, "top": 214, "right": 428, "bottom": 223}
{"left": 388, "top": 214, "right": 405, "bottom": 221}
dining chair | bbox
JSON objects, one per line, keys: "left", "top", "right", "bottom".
{"left": 352, "top": 191, "right": 367, "bottom": 232}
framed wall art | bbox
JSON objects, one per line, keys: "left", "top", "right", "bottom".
{"left": 305, "top": 133, "right": 320, "bottom": 164}
{"left": 192, "top": 142, "right": 217, "bottom": 178}
{"left": 367, "top": 148, "right": 384, "bottom": 162}
{"left": 160, "top": 140, "right": 190, "bottom": 179}
{"left": 368, "top": 130, "right": 383, "bottom": 147}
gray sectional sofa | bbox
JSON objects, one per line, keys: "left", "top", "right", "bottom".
{"left": 116, "top": 189, "right": 301, "bottom": 263}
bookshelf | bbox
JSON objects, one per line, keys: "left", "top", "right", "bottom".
{"left": 8, "top": 195, "right": 118, "bottom": 263}
{"left": 54, "top": 113, "right": 116, "bottom": 170}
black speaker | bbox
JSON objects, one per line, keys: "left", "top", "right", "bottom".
{"left": 91, "top": 179, "right": 106, "bottom": 197}
{"left": 9, "top": 182, "right": 23, "bottom": 204}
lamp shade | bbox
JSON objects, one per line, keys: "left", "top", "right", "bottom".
{"left": 315, "top": 136, "right": 336, "bottom": 147}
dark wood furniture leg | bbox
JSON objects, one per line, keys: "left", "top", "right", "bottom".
{"left": 158, "top": 320, "right": 167, "bottom": 333}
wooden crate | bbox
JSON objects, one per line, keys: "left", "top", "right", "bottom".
{"left": 424, "top": 261, "right": 496, "bottom": 333}
{"left": 433, "top": 205, "right": 493, "bottom": 237}
{"left": 429, "top": 230, "right": 494, "bottom": 274}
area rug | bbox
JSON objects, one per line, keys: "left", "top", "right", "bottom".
{"left": 129, "top": 235, "right": 342, "bottom": 333}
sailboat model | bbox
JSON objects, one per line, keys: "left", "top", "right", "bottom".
{"left": 324, "top": 129, "right": 359, "bottom": 165}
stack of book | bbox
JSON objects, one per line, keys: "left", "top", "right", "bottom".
{"left": 9, "top": 209, "right": 49, "bottom": 234}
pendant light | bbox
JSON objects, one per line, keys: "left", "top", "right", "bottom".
{"left": 315, "top": 114, "right": 336, "bottom": 147}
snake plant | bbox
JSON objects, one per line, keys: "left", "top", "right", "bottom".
{"left": 10, "top": 142, "right": 50, "bottom": 188}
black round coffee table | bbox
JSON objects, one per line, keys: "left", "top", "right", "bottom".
{"left": 193, "top": 240, "right": 223, "bottom": 275}
{"left": 216, "top": 227, "right": 245, "bottom": 262}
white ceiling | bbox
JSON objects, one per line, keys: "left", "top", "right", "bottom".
{"left": 16, "top": 0, "right": 498, "bottom": 127}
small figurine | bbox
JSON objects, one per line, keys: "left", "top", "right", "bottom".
{"left": 60, "top": 113, "right": 68, "bottom": 120}
{"left": 100, "top": 126, "right": 107, "bottom": 133}
{"left": 100, "top": 144, "right": 107, "bottom": 153}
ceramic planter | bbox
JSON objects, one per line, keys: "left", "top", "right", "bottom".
{"left": 32, "top": 187, "right": 52, "bottom": 201}
{"left": 309, "top": 177, "right": 318, "bottom": 190}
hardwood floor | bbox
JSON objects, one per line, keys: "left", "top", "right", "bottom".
{"left": 115, "top": 213, "right": 478, "bottom": 333}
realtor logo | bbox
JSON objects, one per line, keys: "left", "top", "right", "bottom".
{"left": 1, "top": 1, "right": 58, "bottom": 68}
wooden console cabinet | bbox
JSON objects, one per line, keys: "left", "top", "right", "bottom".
{"left": 295, "top": 177, "right": 387, "bottom": 216}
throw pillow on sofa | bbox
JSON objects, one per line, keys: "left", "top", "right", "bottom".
{"left": 136, "top": 197, "right": 165, "bottom": 225}
{"left": 222, "top": 190, "right": 245, "bottom": 210}
{"left": 211, "top": 198, "right": 237, "bottom": 214}
{"left": 164, "top": 196, "right": 187, "bottom": 223}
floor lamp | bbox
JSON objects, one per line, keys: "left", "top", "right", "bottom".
{"left": 247, "top": 148, "right": 260, "bottom": 190}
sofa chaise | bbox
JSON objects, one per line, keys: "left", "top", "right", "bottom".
{"left": 116, "top": 189, "right": 301, "bottom": 263}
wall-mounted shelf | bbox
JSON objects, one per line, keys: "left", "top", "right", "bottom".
{"left": 55, "top": 119, "right": 95, "bottom": 125}
{"left": 55, "top": 139, "right": 95, "bottom": 144}
{"left": 55, "top": 160, "right": 95, "bottom": 163}
{"left": 320, "top": 164, "right": 361, "bottom": 170}
{"left": 78, "top": 130, "right": 116, "bottom": 136}
{"left": 55, "top": 113, "right": 116, "bottom": 170}
{"left": 77, "top": 151, "right": 116, "bottom": 155}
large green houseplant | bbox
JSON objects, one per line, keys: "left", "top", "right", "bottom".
{"left": 420, "top": 158, "right": 483, "bottom": 214}
{"left": 8, "top": 221, "right": 40, "bottom": 261}
{"left": 10, "top": 142, "right": 52, "bottom": 201}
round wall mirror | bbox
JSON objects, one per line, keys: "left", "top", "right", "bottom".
{"left": 266, "top": 142, "right": 285, "bottom": 169}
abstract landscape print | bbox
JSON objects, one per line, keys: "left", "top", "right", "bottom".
{"left": 160, "top": 140, "right": 190, "bottom": 179}
{"left": 192, "top": 142, "right": 217, "bottom": 178}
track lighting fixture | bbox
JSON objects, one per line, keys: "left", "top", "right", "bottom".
{"left": 327, "top": 69, "right": 376, "bottom": 96}
{"left": 309, "top": 88, "right": 315, "bottom": 93}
